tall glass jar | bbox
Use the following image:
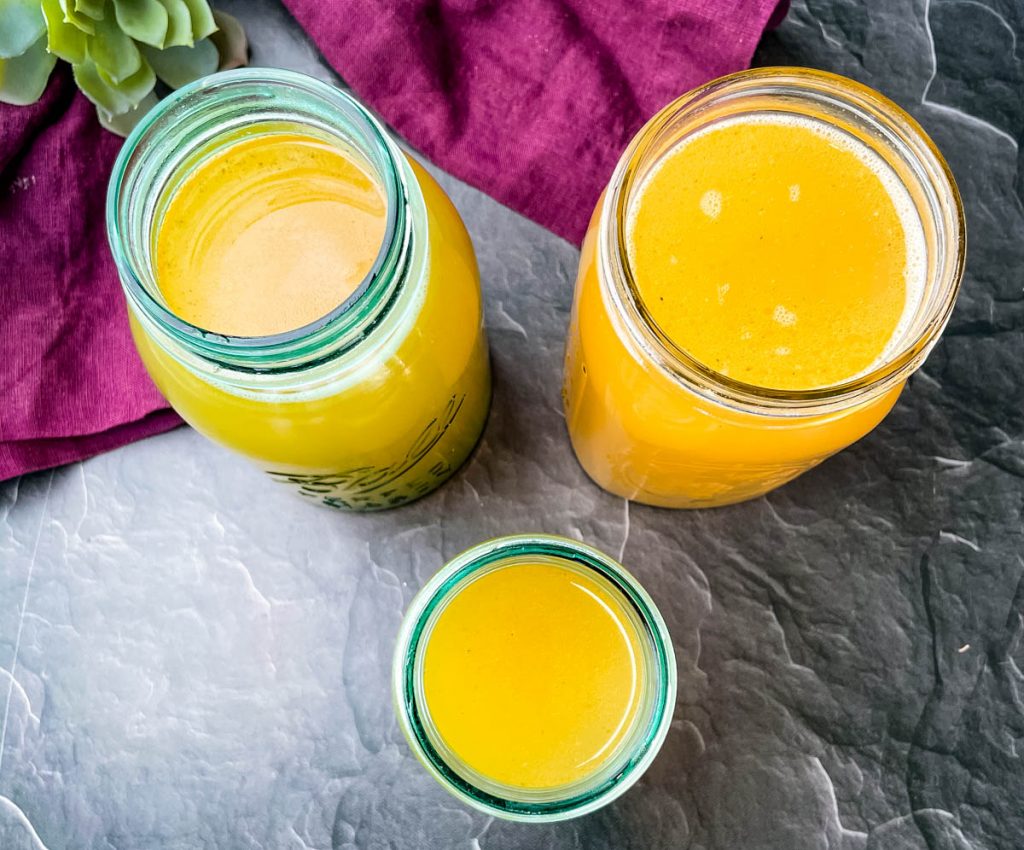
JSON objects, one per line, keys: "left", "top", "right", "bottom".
{"left": 563, "top": 68, "right": 965, "bottom": 509}
{"left": 107, "top": 70, "right": 490, "bottom": 511}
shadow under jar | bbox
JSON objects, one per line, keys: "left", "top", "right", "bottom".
{"left": 107, "top": 70, "right": 490, "bottom": 511}
{"left": 562, "top": 68, "right": 965, "bottom": 509}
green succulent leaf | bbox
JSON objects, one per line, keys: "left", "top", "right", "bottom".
{"left": 58, "top": 0, "right": 95, "bottom": 34}
{"left": 0, "top": 34, "right": 56, "bottom": 104}
{"left": 0, "top": 0, "right": 46, "bottom": 59}
{"left": 111, "top": 0, "right": 167, "bottom": 48}
{"left": 72, "top": 57, "right": 123, "bottom": 112}
{"left": 155, "top": 0, "right": 192, "bottom": 47}
{"left": 97, "top": 88, "right": 156, "bottom": 135}
{"left": 74, "top": 0, "right": 104, "bottom": 20}
{"left": 142, "top": 35, "right": 214, "bottom": 89}
{"left": 41, "top": 0, "right": 87, "bottom": 63}
{"left": 210, "top": 9, "right": 246, "bottom": 71}
{"left": 179, "top": 0, "right": 214, "bottom": 41}
{"left": 87, "top": 3, "right": 141, "bottom": 83}
{"left": 73, "top": 53, "right": 153, "bottom": 114}
{"left": 98, "top": 52, "right": 153, "bottom": 102}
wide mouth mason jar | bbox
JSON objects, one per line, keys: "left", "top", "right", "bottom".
{"left": 562, "top": 68, "right": 965, "bottom": 509}
{"left": 393, "top": 534, "right": 676, "bottom": 822}
{"left": 107, "top": 69, "right": 490, "bottom": 511}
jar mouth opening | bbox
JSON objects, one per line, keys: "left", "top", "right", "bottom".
{"left": 392, "top": 534, "right": 677, "bottom": 822}
{"left": 603, "top": 67, "right": 966, "bottom": 413}
{"left": 106, "top": 68, "right": 410, "bottom": 372}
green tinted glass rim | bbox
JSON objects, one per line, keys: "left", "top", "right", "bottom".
{"left": 393, "top": 534, "right": 677, "bottom": 822}
{"left": 105, "top": 68, "right": 409, "bottom": 374}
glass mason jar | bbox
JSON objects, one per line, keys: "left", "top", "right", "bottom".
{"left": 562, "top": 68, "right": 965, "bottom": 509}
{"left": 107, "top": 69, "right": 490, "bottom": 511}
{"left": 393, "top": 534, "right": 676, "bottom": 822}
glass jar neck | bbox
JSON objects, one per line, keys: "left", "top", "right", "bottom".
{"left": 106, "top": 69, "right": 416, "bottom": 381}
{"left": 599, "top": 67, "right": 966, "bottom": 417}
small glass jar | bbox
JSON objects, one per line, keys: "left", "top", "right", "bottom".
{"left": 562, "top": 68, "right": 965, "bottom": 509}
{"left": 107, "top": 69, "right": 490, "bottom": 511}
{"left": 393, "top": 534, "right": 676, "bottom": 822}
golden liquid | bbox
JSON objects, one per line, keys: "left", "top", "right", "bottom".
{"left": 628, "top": 116, "right": 914, "bottom": 390}
{"left": 156, "top": 133, "right": 387, "bottom": 336}
{"left": 423, "top": 562, "right": 644, "bottom": 789}
{"left": 134, "top": 132, "right": 490, "bottom": 510}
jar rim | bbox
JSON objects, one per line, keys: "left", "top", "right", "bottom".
{"left": 106, "top": 68, "right": 411, "bottom": 374}
{"left": 391, "top": 534, "right": 677, "bottom": 822}
{"left": 601, "top": 67, "right": 966, "bottom": 414}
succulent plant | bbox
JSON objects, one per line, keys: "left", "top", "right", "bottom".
{"left": 0, "top": 0, "right": 246, "bottom": 134}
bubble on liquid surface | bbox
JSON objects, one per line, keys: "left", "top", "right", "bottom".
{"left": 699, "top": 190, "right": 722, "bottom": 219}
{"left": 773, "top": 305, "right": 798, "bottom": 327}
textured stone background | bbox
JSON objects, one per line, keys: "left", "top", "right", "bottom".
{"left": 1, "top": 1, "right": 1022, "bottom": 848}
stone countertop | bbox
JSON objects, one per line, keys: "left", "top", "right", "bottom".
{"left": 1, "top": 1, "right": 1022, "bottom": 848}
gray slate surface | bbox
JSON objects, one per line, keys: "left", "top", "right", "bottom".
{"left": 1, "top": 1, "right": 1022, "bottom": 848}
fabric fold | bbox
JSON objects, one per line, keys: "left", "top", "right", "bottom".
{"left": 0, "top": 68, "right": 178, "bottom": 482}
{"left": 281, "top": 0, "right": 786, "bottom": 243}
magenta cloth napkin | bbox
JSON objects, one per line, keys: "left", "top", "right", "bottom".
{"left": 283, "top": 0, "right": 786, "bottom": 244}
{"left": 0, "top": 2, "right": 784, "bottom": 481}
{"left": 0, "top": 68, "right": 180, "bottom": 482}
